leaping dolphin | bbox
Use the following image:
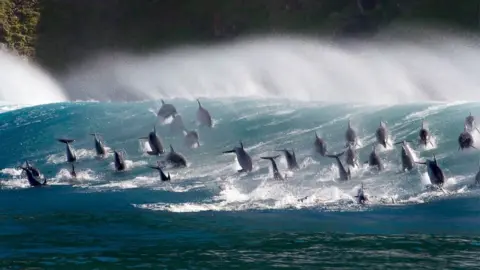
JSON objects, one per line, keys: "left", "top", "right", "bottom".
{"left": 326, "top": 151, "right": 351, "bottom": 181}
{"left": 140, "top": 125, "right": 165, "bottom": 155}
{"left": 113, "top": 150, "right": 126, "bottom": 171}
{"left": 183, "top": 129, "right": 200, "bottom": 148}
{"left": 458, "top": 126, "right": 475, "bottom": 151}
{"left": 157, "top": 99, "right": 177, "bottom": 121}
{"left": 90, "top": 133, "right": 107, "bottom": 157}
{"left": 57, "top": 138, "right": 77, "bottom": 163}
{"left": 19, "top": 164, "right": 47, "bottom": 187}
{"left": 465, "top": 112, "right": 480, "bottom": 133}
{"left": 345, "top": 119, "right": 358, "bottom": 147}
{"left": 223, "top": 141, "right": 253, "bottom": 173}
{"left": 367, "top": 144, "right": 383, "bottom": 171}
{"left": 354, "top": 183, "right": 368, "bottom": 205}
{"left": 165, "top": 145, "right": 187, "bottom": 168}
{"left": 24, "top": 160, "right": 41, "bottom": 177}
{"left": 394, "top": 140, "right": 415, "bottom": 172}
{"left": 275, "top": 149, "right": 299, "bottom": 170}
{"left": 261, "top": 155, "right": 284, "bottom": 180}
{"left": 345, "top": 144, "right": 358, "bottom": 168}
{"left": 148, "top": 161, "right": 171, "bottom": 181}
{"left": 418, "top": 120, "right": 433, "bottom": 147}
{"left": 314, "top": 132, "right": 328, "bottom": 156}
{"left": 375, "top": 120, "right": 389, "bottom": 148}
{"left": 196, "top": 99, "right": 213, "bottom": 128}
{"left": 415, "top": 154, "right": 445, "bottom": 187}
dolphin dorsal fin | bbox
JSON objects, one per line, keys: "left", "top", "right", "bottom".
{"left": 170, "top": 145, "right": 175, "bottom": 152}
{"left": 197, "top": 99, "right": 202, "bottom": 108}
{"left": 433, "top": 154, "right": 437, "bottom": 164}
{"left": 348, "top": 119, "right": 351, "bottom": 128}
{"left": 239, "top": 141, "right": 244, "bottom": 149}
{"left": 161, "top": 99, "right": 165, "bottom": 105}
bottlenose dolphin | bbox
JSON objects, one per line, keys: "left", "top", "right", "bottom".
{"left": 458, "top": 126, "right": 475, "bottom": 150}
{"left": 465, "top": 112, "right": 480, "bottom": 133}
{"left": 183, "top": 129, "right": 200, "bottom": 148}
{"left": 367, "top": 144, "right": 383, "bottom": 171}
{"left": 326, "top": 151, "right": 351, "bottom": 181}
{"left": 196, "top": 99, "right": 213, "bottom": 128}
{"left": 418, "top": 120, "right": 433, "bottom": 147}
{"left": 90, "top": 133, "right": 107, "bottom": 157}
{"left": 148, "top": 161, "right": 171, "bottom": 181}
{"left": 70, "top": 164, "right": 77, "bottom": 178}
{"left": 113, "top": 150, "right": 126, "bottom": 171}
{"left": 165, "top": 145, "right": 187, "bottom": 168}
{"left": 19, "top": 166, "right": 46, "bottom": 187}
{"left": 140, "top": 125, "right": 165, "bottom": 155}
{"left": 170, "top": 114, "right": 186, "bottom": 135}
{"left": 261, "top": 155, "right": 285, "bottom": 180}
{"left": 275, "top": 149, "right": 299, "bottom": 170}
{"left": 345, "top": 120, "right": 358, "bottom": 147}
{"left": 314, "top": 132, "right": 327, "bottom": 156}
{"left": 394, "top": 140, "right": 415, "bottom": 172}
{"left": 345, "top": 145, "right": 358, "bottom": 167}
{"left": 415, "top": 154, "right": 445, "bottom": 186}
{"left": 355, "top": 183, "right": 368, "bottom": 205}
{"left": 57, "top": 138, "right": 77, "bottom": 163}
{"left": 223, "top": 141, "right": 253, "bottom": 173}
{"left": 375, "top": 120, "right": 389, "bottom": 148}
{"left": 157, "top": 99, "right": 177, "bottom": 121}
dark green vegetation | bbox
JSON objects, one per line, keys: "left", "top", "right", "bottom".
{"left": 1, "top": 0, "right": 480, "bottom": 71}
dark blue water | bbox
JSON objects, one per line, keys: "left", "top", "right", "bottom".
{"left": 2, "top": 99, "right": 480, "bottom": 269}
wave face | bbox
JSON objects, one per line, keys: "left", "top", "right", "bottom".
{"left": 0, "top": 50, "right": 67, "bottom": 105}
{"left": 2, "top": 99, "right": 480, "bottom": 267}
{"left": 62, "top": 33, "right": 480, "bottom": 104}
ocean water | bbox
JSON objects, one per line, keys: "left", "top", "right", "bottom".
{"left": 3, "top": 33, "right": 480, "bottom": 269}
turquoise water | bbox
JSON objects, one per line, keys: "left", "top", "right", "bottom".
{"left": 2, "top": 99, "right": 480, "bottom": 268}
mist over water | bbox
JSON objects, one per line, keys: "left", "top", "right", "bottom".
{"left": 0, "top": 50, "right": 66, "bottom": 105}
{"left": 61, "top": 31, "right": 480, "bottom": 104}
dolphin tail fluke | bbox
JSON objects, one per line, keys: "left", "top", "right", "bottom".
{"left": 326, "top": 151, "right": 345, "bottom": 159}
{"left": 261, "top": 155, "right": 281, "bottom": 161}
{"left": 57, "top": 138, "right": 75, "bottom": 144}
{"left": 167, "top": 173, "right": 171, "bottom": 180}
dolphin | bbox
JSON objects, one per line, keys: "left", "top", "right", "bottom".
{"left": 345, "top": 144, "right": 358, "bottom": 168}
{"left": 261, "top": 155, "right": 284, "bottom": 180}
{"left": 223, "top": 141, "right": 253, "bottom": 173}
{"left": 418, "top": 120, "right": 433, "bottom": 147}
{"left": 90, "top": 133, "right": 107, "bottom": 157}
{"left": 458, "top": 126, "right": 475, "bottom": 150}
{"left": 314, "top": 132, "right": 328, "bottom": 156}
{"left": 148, "top": 161, "right": 171, "bottom": 181}
{"left": 354, "top": 183, "right": 368, "bottom": 205}
{"left": 157, "top": 99, "right": 177, "bottom": 121}
{"left": 165, "top": 145, "right": 187, "bottom": 168}
{"left": 196, "top": 99, "right": 213, "bottom": 128}
{"left": 394, "top": 140, "right": 415, "bottom": 172}
{"left": 24, "top": 160, "right": 41, "bottom": 177}
{"left": 57, "top": 138, "right": 77, "bottom": 163}
{"left": 345, "top": 119, "right": 358, "bottom": 147}
{"left": 367, "top": 144, "right": 383, "bottom": 171}
{"left": 140, "top": 125, "right": 165, "bottom": 155}
{"left": 19, "top": 166, "right": 47, "bottom": 187}
{"left": 275, "top": 149, "right": 299, "bottom": 170}
{"left": 70, "top": 164, "right": 77, "bottom": 178}
{"left": 326, "top": 151, "right": 351, "bottom": 181}
{"left": 415, "top": 154, "right": 445, "bottom": 186}
{"left": 183, "top": 129, "right": 200, "bottom": 148}
{"left": 170, "top": 114, "right": 186, "bottom": 135}
{"left": 113, "top": 150, "right": 126, "bottom": 171}
{"left": 375, "top": 120, "right": 389, "bottom": 148}
{"left": 465, "top": 112, "right": 480, "bottom": 133}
